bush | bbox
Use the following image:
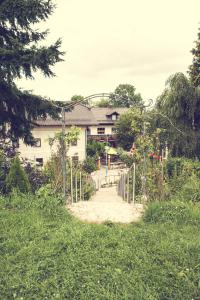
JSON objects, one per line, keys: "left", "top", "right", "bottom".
{"left": 144, "top": 200, "right": 200, "bottom": 225}
{"left": 24, "top": 161, "right": 49, "bottom": 193}
{"left": 82, "top": 157, "right": 97, "bottom": 174}
{"left": 0, "top": 189, "right": 33, "bottom": 210}
{"left": 0, "top": 150, "right": 8, "bottom": 194}
{"left": 174, "top": 175, "right": 200, "bottom": 203}
{"left": 86, "top": 140, "right": 105, "bottom": 157}
{"left": 6, "top": 156, "right": 30, "bottom": 193}
{"left": 118, "top": 151, "right": 134, "bottom": 167}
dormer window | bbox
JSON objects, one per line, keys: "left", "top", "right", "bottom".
{"left": 106, "top": 112, "right": 119, "bottom": 121}
{"left": 112, "top": 114, "right": 117, "bottom": 121}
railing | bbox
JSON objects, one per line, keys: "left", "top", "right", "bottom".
{"left": 92, "top": 174, "right": 120, "bottom": 190}
{"left": 87, "top": 134, "right": 117, "bottom": 142}
{"left": 68, "top": 171, "right": 96, "bottom": 203}
{"left": 118, "top": 163, "right": 136, "bottom": 203}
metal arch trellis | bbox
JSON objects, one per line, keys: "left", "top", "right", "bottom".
{"left": 50, "top": 93, "right": 120, "bottom": 203}
{"left": 50, "top": 93, "right": 155, "bottom": 203}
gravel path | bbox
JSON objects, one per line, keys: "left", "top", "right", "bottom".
{"left": 67, "top": 186, "right": 144, "bottom": 224}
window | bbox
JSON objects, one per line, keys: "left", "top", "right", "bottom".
{"left": 36, "top": 158, "right": 43, "bottom": 167}
{"left": 71, "top": 140, "right": 77, "bottom": 146}
{"left": 34, "top": 138, "right": 41, "bottom": 147}
{"left": 112, "top": 114, "right": 117, "bottom": 121}
{"left": 97, "top": 127, "right": 105, "bottom": 134}
{"left": 72, "top": 156, "right": 79, "bottom": 164}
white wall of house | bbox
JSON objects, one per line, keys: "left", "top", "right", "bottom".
{"left": 18, "top": 126, "right": 86, "bottom": 165}
{"left": 89, "top": 125, "right": 115, "bottom": 135}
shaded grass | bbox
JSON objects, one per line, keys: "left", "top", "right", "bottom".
{"left": 0, "top": 195, "right": 200, "bottom": 299}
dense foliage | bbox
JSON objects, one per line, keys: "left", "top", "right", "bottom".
{"left": 109, "top": 84, "right": 143, "bottom": 107}
{"left": 0, "top": 194, "right": 200, "bottom": 299}
{"left": 86, "top": 140, "right": 105, "bottom": 158}
{"left": 0, "top": 0, "right": 63, "bottom": 144}
{"left": 82, "top": 157, "right": 97, "bottom": 174}
{"left": 189, "top": 27, "right": 200, "bottom": 87}
{"left": 115, "top": 108, "right": 143, "bottom": 150}
{"left": 5, "top": 156, "right": 30, "bottom": 193}
{"left": 154, "top": 73, "right": 200, "bottom": 158}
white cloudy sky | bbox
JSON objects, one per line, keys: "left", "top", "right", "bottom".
{"left": 18, "top": 0, "right": 200, "bottom": 102}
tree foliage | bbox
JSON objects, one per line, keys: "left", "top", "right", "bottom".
{"left": 0, "top": 0, "right": 63, "bottom": 144}
{"left": 110, "top": 84, "right": 143, "bottom": 108}
{"left": 189, "top": 27, "right": 200, "bottom": 87}
{"left": 71, "top": 95, "right": 89, "bottom": 106}
{"left": 95, "top": 98, "right": 111, "bottom": 107}
{"left": 155, "top": 73, "right": 200, "bottom": 158}
{"left": 6, "top": 156, "right": 30, "bottom": 193}
{"left": 86, "top": 140, "right": 105, "bottom": 158}
{"left": 49, "top": 126, "right": 81, "bottom": 154}
{"left": 115, "top": 108, "right": 143, "bottom": 150}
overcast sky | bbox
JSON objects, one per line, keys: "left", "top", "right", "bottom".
{"left": 18, "top": 0, "right": 200, "bottom": 102}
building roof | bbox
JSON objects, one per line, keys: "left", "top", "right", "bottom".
{"left": 91, "top": 107, "right": 127, "bottom": 124}
{"left": 37, "top": 104, "right": 128, "bottom": 127}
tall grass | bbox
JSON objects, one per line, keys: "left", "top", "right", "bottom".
{"left": 0, "top": 193, "right": 200, "bottom": 299}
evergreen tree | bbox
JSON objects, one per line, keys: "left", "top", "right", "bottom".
{"left": 0, "top": 0, "right": 63, "bottom": 144}
{"left": 189, "top": 28, "right": 200, "bottom": 87}
{"left": 6, "top": 156, "right": 30, "bottom": 193}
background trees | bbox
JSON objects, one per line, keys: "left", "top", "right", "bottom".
{"left": 109, "top": 84, "right": 143, "bottom": 108}
{"left": 115, "top": 109, "right": 143, "bottom": 150}
{"left": 0, "top": 0, "right": 63, "bottom": 144}
{"left": 154, "top": 72, "right": 200, "bottom": 158}
{"left": 71, "top": 95, "right": 89, "bottom": 106}
{"left": 189, "top": 27, "right": 200, "bottom": 87}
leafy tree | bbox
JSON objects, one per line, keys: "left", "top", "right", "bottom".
{"left": 86, "top": 140, "right": 105, "bottom": 158}
{"left": 115, "top": 108, "right": 143, "bottom": 150}
{"left": 189, "top": 28, "right": 200, "bottom": 87}
{"left": 71, "top": 95, "right": 89, "bottom": 106}
{"left": 82, "top": 157, "right": 97, "bottom": 173}
{"left": 155, "top": 73, "right": 200, "bottom": 158}
{"left": 6, "top": 156, "right": 30, "bottom": 193}
{"left": 110, "top": 84, "right": 143, "bottom": 107}
{"left": 49, "top": 126, "right": 81, "bottom": 154}
{"left": 95, "top": 98, "right": 111, "bottom": 107}
{"left": 0, "top": 0, "right": 63, "bottom": 144}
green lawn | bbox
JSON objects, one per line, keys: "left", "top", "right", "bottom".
{"left": 0, "top": 195, "right": 200, "bottom": 300}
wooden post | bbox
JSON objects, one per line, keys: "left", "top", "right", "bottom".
{"left": 127, "top": 172, "right": 129, "bottom": 202}
{"left": 132, "top": 163, "right": 136, "bottom": 204}
{"left": 123, "top": 174, "right": 126, "bottom": 201}
{"left": 79, "top": 172, "right": 82, "bottom": 201}
{"left": 75, "top": 172, "right": 78, "bottom": 202}
{"left": 70, "top": 158, "right": 73, "bottom": 203}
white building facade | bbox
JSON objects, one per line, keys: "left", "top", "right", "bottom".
{"left": 18, "top": 105, "right": 128, "bottom": 166}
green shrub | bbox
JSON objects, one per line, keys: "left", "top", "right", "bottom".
{"left": 144, "top": 200, "right": 200, "bottom": 225}
{"left": 0, "top": 189, "right": 33, "bottom": 209}
{"left": 175, "top": 175, "right": 200, "bottom": 203}
{"left": 86, "top": 140, "right": 105, "bottom": 157}
{"left": 35, "top": 184, "right": 63, "bottom": 211}
{"left": 82, "top": 157, "right": 97, "bottom": 174}
{"left": 118, "top": 151, "right": 134, "bottom": 167}
{"left": 5, "top": 156, "right": 30, "bottom": 193}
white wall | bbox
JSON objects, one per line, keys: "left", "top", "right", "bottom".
{"left": 18, "top": 126, "right": 86, "bottom": 165}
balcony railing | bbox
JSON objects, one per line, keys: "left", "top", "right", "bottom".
{"left": 87, "top": 134, "right": 117, "bottom": 142}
